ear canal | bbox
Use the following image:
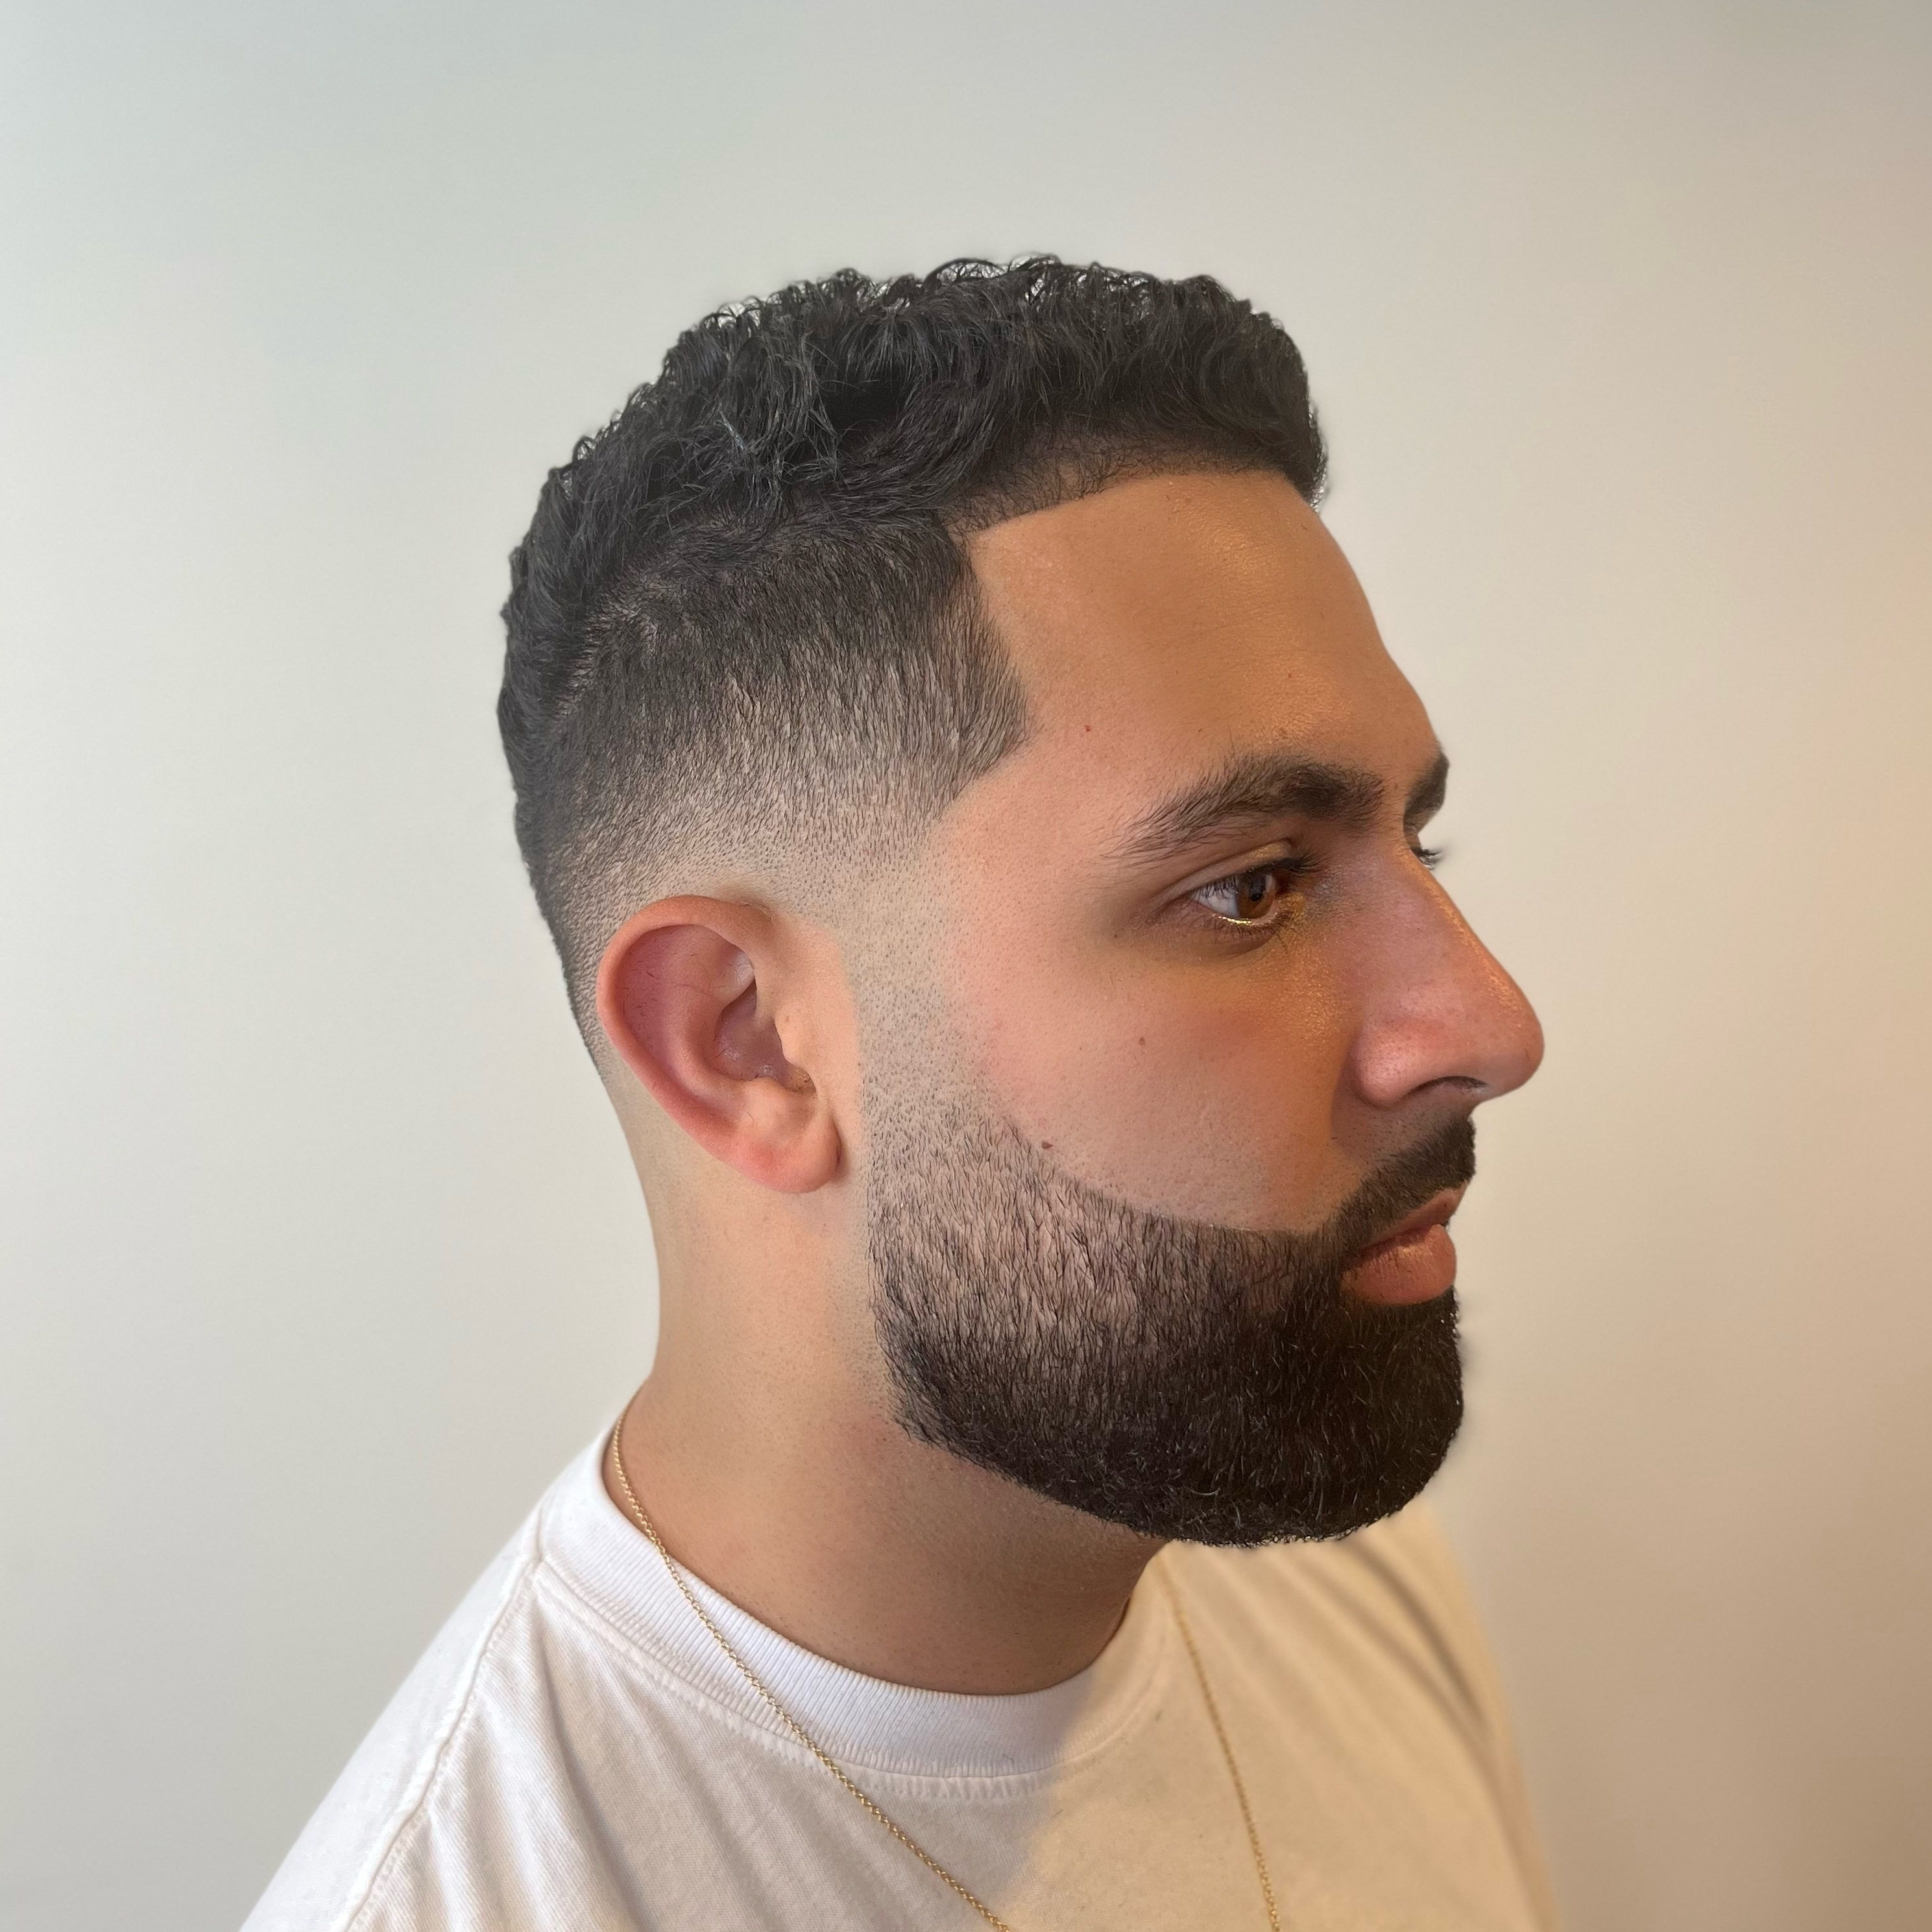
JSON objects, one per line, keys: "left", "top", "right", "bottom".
{"left": 715, "top": 978, "right": 815, "bottom": 1093}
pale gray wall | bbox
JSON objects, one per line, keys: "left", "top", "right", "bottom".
{"left": 3, "top": 4, "right": 1927, "bottom": 1928}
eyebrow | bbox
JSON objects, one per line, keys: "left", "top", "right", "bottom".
{"left": 1117, "top": 745, "right": 1450, "bottom": 863}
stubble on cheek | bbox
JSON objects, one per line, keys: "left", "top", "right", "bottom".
{"left": 940, "top": 921, "right": 1359, "bottom": 1234}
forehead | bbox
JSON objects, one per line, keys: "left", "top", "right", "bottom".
{"left": 965, "top": 468, "right": 1431, "bottom": 804}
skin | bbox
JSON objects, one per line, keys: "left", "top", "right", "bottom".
{"left": 596, "top": 469, "right": 1543, "bottom": 1695}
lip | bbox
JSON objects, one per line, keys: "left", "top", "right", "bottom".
{"left": 1347, "top": 1185, "right": 1467, "bottom": 1266}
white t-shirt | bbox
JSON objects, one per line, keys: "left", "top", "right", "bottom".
{"left": 245, "top": 1430, "right": 1560, "bottom": 1931}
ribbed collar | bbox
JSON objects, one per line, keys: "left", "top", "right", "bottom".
{"left": 537, "top": 1425, "right": 1175, "bottom": 1783}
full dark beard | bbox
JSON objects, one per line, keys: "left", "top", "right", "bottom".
{"left": 868, "top": 1103, "right": 1473, "bottom": 1545}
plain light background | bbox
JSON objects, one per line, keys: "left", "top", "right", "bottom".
{"left": 4, "top": 3, "right": 1928, "bottom": 1927}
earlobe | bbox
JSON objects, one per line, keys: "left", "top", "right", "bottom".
{"left": 594, "top": 900, "right": 840, "bottom": 1194}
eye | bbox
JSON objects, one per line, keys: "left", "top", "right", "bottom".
{"left": 1190, "top": 859, "right": 1309, "bottom": 926}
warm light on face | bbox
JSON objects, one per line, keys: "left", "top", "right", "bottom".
{"left": 929, "top": 468, "right": 1543, "bottom": 1236}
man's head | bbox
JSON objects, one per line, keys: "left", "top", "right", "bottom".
{"left": 500, "top": 261, "right": 1543, "bottom": 1546}
{"left": 500, "top": 261, "right": 1324, "bottom": 1030}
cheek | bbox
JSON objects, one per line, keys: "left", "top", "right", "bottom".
{"left": 951, "top": 936, "right": 1358, "bottom": 1229}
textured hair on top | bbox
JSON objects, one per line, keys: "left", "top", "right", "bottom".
{"left": 500, "top": 257, "right": 1327, "bottom": 1046}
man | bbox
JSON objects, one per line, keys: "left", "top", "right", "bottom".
{"left": 247, "top": 259, "right": 1554, "bottom": 1930}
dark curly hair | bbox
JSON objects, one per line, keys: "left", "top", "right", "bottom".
{"left": 500, "top": 258, "right": 1325, "bottom": 1044}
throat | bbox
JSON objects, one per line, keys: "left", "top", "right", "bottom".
{"left": 606, "top": 1370, "right": 1161, "bottom": 1695}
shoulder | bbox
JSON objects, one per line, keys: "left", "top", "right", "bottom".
{"left": 1170, "top": 1503, "right": 1513, "bottom": 1755}
{"left": 242, "top": 1510, "right": 544, "bottom": 1932}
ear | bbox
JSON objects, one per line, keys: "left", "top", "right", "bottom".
{"left": 594, "top": 897, "right": 843, "bottom": 1194}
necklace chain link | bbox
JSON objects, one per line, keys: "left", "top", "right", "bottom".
{"left": 607, "top": 1408, "right": 1281, "bottom": 1929}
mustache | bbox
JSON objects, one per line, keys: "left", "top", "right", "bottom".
{"left": 1010, "top": 1111, "right": 1477, "bottom": 1275}
{"left": 1315, "top": 1115, "right": 1477, "bottom": 1267}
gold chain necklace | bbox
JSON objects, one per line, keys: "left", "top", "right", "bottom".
{"left": 607, "top": 1409, "right": 1281, "bottom": 1930}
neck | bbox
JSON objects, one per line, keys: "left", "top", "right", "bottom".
{"left": 606, "top": 1249, "right": 1161, "bottom": 1695}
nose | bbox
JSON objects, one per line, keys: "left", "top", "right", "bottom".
{"left": 1347, "top": 871, "right": 1545, "bottom": 1113}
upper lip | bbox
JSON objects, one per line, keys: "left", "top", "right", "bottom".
{"left": 1353, "top": 1186, "right": 1467, "bottom": 1259}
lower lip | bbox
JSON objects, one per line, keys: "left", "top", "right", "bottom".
{"left": 1342, "top": 1223, "right": 1457, "bottom": 1306}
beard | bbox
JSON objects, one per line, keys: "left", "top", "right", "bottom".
{"left": 867, "top": 1092, "right": 1473, "bottom": 1546}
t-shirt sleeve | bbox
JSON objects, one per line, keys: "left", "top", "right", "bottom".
{"left": 240, "top": 1515, "right": 539, "bottom": 1932}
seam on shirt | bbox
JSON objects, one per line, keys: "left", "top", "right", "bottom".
{"left": 330, "top": 1515, "right": 542, "bottom": 1932}
{"left": 1319, "top": 1532, "right": 1563, "bottom": 1931}
{"left": 1339, "top": 1536, "right": 1560, "bottom": 1931}
{"left": 529, "top": 1550, "right": 1175, "bottom": 1796}
{"left": 1316, "top": 1536, "right": 1493, "bottom": 1761}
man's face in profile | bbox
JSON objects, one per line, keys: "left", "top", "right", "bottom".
{"left": 859, "top": 468, "right": 1544, "bottom": 1543}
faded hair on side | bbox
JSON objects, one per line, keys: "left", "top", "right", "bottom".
{"left": 498, "top": 257, "right": 1327, "bottom": 1047}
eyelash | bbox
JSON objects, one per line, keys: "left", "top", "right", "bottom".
{"left": 1188, "top": 841, "right": 1445, "bottom": 930}
{"left": 1189, "top": 855, "right": 1318, "bottom": 928}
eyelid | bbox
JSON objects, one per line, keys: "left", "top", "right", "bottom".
{"left": 1165, "top": 839, "right": 1309, "bottom": 904}
{"left": 1201, "top": 853, "right": 1315, "bottom": 891}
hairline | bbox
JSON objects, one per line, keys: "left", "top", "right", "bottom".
{"left": 563, "top": 446, "right": 1320, "bottom": 1069}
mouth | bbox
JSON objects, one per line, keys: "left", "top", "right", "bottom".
{"left": 1341, "top": 1186, "right": 1467, "bottom": 1307}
